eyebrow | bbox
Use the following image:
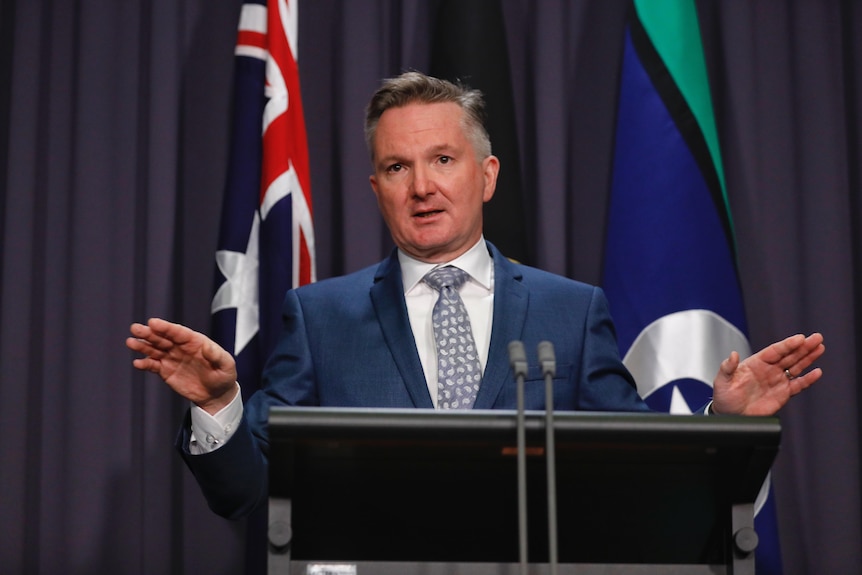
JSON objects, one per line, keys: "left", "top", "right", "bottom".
{"left": 377, "top": 143, "right": 458, "bottom": 165}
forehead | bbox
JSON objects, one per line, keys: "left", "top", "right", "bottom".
{"left": 373, "top": 102, "right": 467, "bottom": 154}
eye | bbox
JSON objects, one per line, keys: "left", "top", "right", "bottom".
{"left": 438, "top": 155, "right": 452, "bottom": 165}
{"left": 386, "top": 163, "right": 403, "bottom": 173}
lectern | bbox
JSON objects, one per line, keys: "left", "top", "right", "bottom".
{"left": 267, "top": 408, "right": 780, "bottom": 575}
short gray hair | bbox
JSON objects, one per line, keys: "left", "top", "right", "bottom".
{"left": 364, "top": 71, "right": 492, "bottom": 161}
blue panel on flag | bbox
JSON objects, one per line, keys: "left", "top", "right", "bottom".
{"left": 604, "top": 31, "right": 746, "bottom": 353}
{"left": 643, "top": 378, "right": 712, "bottom": 412}
{"left": 258, "top": 198, "right": 294, "bottom": 355}
{"left": 216, "top": 56, "right": 266, "bottom": 254}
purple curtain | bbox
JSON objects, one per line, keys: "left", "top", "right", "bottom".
{"left": 1, "top": 0, "right": 859, "bottom": 573}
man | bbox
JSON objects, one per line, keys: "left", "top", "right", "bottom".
{"left": 127, "top": 72, "right": 825, "bottom": 519}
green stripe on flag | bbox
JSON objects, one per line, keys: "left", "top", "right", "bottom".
{"left": 634, "top": 0, "right": 734, "bottom": 236}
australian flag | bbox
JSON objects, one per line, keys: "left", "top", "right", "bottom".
{"left": 211, "top": 0, "right": 315, "bottom": 401}
{"left": 602, "top": 1, "right": 782, "bottom": 573}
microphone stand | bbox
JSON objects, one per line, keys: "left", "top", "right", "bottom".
{"left": 508, "top": 341, "right": 529, "bottom": 575}
{"left": 538, "top": 341, "right": 558, "bottom": 575}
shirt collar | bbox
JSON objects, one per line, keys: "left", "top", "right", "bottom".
{"left": 400, "top": 237, "right": 493, "bottom": 294}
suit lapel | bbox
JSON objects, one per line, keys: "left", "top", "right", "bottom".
{"left": 370, "top": 251, "right": 434, "bottom": 408}
{"left": 474, "top": 245, "right": 529, "bottom": 409}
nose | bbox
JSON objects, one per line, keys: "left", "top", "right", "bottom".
{"left": 410, "top": 165, "right": 435, "bottom": 198}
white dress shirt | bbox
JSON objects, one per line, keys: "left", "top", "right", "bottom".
{"left": 399, "top": 237, "right": 495, "bottom": 407}
{"left": 189, "top": 237, "right": 496, "bottom": 454}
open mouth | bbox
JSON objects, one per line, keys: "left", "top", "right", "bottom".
{"left": 414, "top": 209, "right": 443, "bottom": 218}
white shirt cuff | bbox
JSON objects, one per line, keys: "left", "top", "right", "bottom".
{"left": 188, "top": 383, "right": 243, "bottom": 454}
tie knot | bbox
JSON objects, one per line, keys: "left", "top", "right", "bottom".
{"left": 423, "top": 266, "right": 469, "bottom": 292}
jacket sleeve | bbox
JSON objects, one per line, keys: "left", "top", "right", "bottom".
{"left": 576, "top": 286, "right": 652, "bottom": 413}
{"left": 175, "top": 413, "right": 269, "bottom": 519}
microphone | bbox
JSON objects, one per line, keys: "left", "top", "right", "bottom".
{"left": 538, "top": 341, "right": 559, "bottom": 575}
{"left": 509, "top": 339, "right": 528, "bottom": 379}
{"left": 508, "top": 340, "right": 529, "bottom": 575}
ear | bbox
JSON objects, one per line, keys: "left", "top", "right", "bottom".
{"left": 482, "top": 155, "right": 500, "bottom": 203}
{"left": 369, "top": 174, "right": 379, "bottom": 199}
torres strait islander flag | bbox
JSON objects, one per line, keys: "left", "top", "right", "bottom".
{"left": 211, "top": 0, "right": 315, "bottom": 400}
{"left": 602, "top": 1, "right": 782, "bottom": 573}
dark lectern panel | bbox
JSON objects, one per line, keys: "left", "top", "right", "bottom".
{"left": 268, "top": 408, "right": 779, "bottom": 565}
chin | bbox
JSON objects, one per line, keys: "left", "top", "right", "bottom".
{"left": 401, "top": 243, "right": 448, "bottom": 262}
{"left": 404, "top": 234, "right": 446, "bottom": 252}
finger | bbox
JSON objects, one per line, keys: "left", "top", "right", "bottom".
{"left": 125, "top": 336, "right": 146, "bottom": 353}
{"left": 759, "top": 333, "right": 806, "bottom": 367}
{"left": 772, "top": 333, "right": 823, "bottom": 370}
{"left": 781, "top": 334, "right": 825, "bottom": 375}
{"left": 792, "top": 333, "right": 825, "bottom": 359}
{"left": 126, "top": 335, "right": 159, "bottom": 355}
{"left": 129, "top": 322, "right": 153, "bottom": 339}
{"left": 130, "top": 330, "right": 176, "bottom": 354}
{"left": 129, "top": 321, "right": 179, "bottom": 351}
{"left": 785, "top": 343, "right": 825, "bottom": 380}
{"left": 126, "top": 333, "right": 139, "bottom": 348}
{"left": 126, "top": 339, "right": 169, "bottom": 366}
{"left": 809, "top": 342, "right": 826, "bottom": 362}
{"left": 132, "top": 356, "right": 162, "bottom": 374}
{"left": 135, "top": 317, "right": 200, "bottom": 352}
{"left": 147, "top": 317, "right": 197, "bottom": 346}
{"left": 782, "top": 333, "right": 825, "bottom": 367}
{"left": 806, "top": 332, "right": 825, "bottom": 345}
{"left": 787, "top": 367, "right": 823, "bottom": 396}
{"left": 145, "top": 317, "right": 171, "bottom": 332}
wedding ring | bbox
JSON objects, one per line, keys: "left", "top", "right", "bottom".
{"left": 784, "top": 369, "right": 795, "bottom": 380}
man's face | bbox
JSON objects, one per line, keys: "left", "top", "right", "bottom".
{"left": 369, "top": 102, "right": 499, "bottom": 263}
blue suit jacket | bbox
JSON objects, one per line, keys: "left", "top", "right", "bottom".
{"left": 179, "top": 242, "right": 649, "bottom": 518}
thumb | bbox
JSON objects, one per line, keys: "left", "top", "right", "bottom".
{"left": 201, "top": 338, "right": 231, "bottom": 370}
{"left": 719, "top": 351, "right": 740, "bottom": 381}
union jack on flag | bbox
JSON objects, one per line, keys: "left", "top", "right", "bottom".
{"left": 211, "top": 0, "right": 315, "bottom": 399}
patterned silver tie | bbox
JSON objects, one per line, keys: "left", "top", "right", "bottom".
{"left": 423, "top": 266, "right": 483, "bottom": 409}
